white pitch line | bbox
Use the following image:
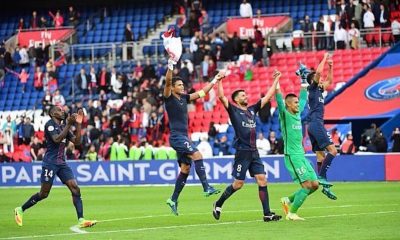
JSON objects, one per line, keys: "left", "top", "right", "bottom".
{"left": 1, "top": 210, "right": 398, "bottom": 240}
{"left": 87, "top": 203, "right": 400, "bottom": 224}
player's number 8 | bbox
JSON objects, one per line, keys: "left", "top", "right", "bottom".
{"left": 237, "top": 164, "right": 242, "bottom": 172}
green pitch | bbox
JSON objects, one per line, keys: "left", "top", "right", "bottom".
{"left": 0, "top": 182, "right": 399, "bottom": 240}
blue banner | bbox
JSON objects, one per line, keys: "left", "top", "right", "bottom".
{"left": 0, "top": 155, "right": 386, "bottom": 187}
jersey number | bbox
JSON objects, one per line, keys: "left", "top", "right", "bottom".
{"left": 236, "top": 164, "right": 242, "bottom": 172}
{"left": 184, "top": 141, "right": 193, "bottom": 151}
{"left": 296, "top": 167, "right": 306, "bottom": 175}
{"left": 44, "top": 169, "right": 54, "bottom": 178}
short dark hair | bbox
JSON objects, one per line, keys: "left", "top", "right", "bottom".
{"left": 172, "top": 76, "right": 183, "bottom": 86}
{"left": 306, "top": 71, "right": 316, "bottom": 85}
{"left": 231, "top": 89, "right": 245, "bottom": 102}
{"left": 49, "top": 105, "right": 58, "bottom": 117}
{"left": 285, "top": 93, "right": 298, "bottom": 100}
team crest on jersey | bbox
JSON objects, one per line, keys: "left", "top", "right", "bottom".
{"left": 250, "top": 111, "right": 254, "bottom": 115}
{"left": 365, "top": 77, "right": 400, "bottom": 101}
{"left": 48, "top": 125, "right": 54, "bottom": 131}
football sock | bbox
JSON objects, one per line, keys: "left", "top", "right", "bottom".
{"left": 258, "top": 186, "right": 271, "bottom": 215}
{"left": 171, "top": 172, "right": 189, "bottom": 202}
{"left": 290, "top": 188, "right": 311, "bottom": 213}
{"left": 21, "top": 192, "right": 42, "bottom": 211}
{"left": 216, "top": 184, "right": 237, "bottom": 207}
{"left": 319, "top": 153, "right": 335, "bottom": 179}
{"left": 194, "top": 160, "right": 209, "bottom": 191}
{"left": 72, "top": 192, "right": 84, "bottom": 219}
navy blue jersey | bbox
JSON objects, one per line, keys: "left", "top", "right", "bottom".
{"left": 227, "top": 100, "right": 261, "bottom": 151}
{"left": 43, "top": 119, "right": 74, "bottom": 165}
{"left": 306, "top": 82, "right": 325, "bottom": 122}
{"left": 164, "top": 94, "right": 190, "bottom": 135}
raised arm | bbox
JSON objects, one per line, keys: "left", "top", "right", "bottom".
{"left": 217, "top": 76, "right": 229, "bottom": 109}
{"left": 163, "top": 59, "right": 174, "bottom": 98}
{"left": 69, "top": 109, "right": 83, "bottom": 146}
{"left": 260, "top": 71, "right": 280, "bottom": 108}
{"left": 322, "top": 57, "right": 333, "bottom": 90}
{"left": 299, "top": 87, "right": 308, "bottom": 113}
{"left": 274, "top": 70, "right": 285, "bottom": 113}
{"left": 190, "top": 71, "right": 225, "bottom": 101}
{"left": 314, "top": 52, "right": 329, "bottom": 84}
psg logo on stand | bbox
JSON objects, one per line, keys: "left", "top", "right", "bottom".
{"left": 365, "top": 77, "right": 400, "bottom": 101}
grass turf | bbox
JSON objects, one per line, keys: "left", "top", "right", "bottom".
{"left": 0, "top": 182, "right": 399, "bottom": 240}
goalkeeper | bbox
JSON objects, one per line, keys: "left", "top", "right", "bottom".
{"left": 274, "top": 69, "right": 319, "bottom": 221}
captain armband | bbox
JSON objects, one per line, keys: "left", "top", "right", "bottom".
{"left": 198, "top": 90, "right": 206, "bottom": 98}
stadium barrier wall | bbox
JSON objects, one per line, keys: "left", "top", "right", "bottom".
{"left": 0, "top": 154, "right": 398, "bottom": 187}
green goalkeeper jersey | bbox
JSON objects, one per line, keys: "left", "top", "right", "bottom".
{"left": 276, "top": 89, "right": 307, "bottom": 155}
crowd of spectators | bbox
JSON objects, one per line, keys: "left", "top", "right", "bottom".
{"left": 299, "top": 0, "right": 400, "bottom": 50}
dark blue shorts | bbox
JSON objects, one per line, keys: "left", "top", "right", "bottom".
{"left": 232, "top": 150, "right": 266, "bottom": 180}
{"left": 307, "top": 121, "right": 333, "bottom": 152}
{"left": 41, "top": 163, "right": 75, "bottom": 184}
{"left": 169, "top": 135, "right": 198, "bottom": 166}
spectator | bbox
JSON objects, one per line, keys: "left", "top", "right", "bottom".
{"left": 392, "top": 17, "right": 400, "bottom": 43}
{"left": 208, "top": 121, "right": 218, "bottom": 141}
{"left": 316, "top": 16, "right": 326, "bottom": 50}
{"left": 190, "top": 31, "right": 200, "bottom": 53}
{"left": 19, "top": 46, "right": 30, "bottom": 68}
{"left": 49, "top": 10, "right": 64, "bottom": 28}
{"left": 30, "top": 11, "right": 39, "bottom": 29}
{"left": 68, "top": 6, "right": 79, "bottom": 26}
{"left": 340, "top": 132, "right": 356, "bottom": 154}
{"left": 124, "top": 23, "right": 134, "bottom": 59}
{"left": 372, "top": 128, "right": 387, "bottom": 153}
{"left": 6, "top": 68, "right": 29, "bottom": 93}
{"left": 41, "top": 90, "right": 52, "bottom": 115}
{"left": 30, "top": 136, "right": 43, "bottom": 161}
{"left": 97, "top": 66, "right": 110, "bottom": 93}
{"left": 3, "top": 128, "right": 14, "bottom": 154}
{"left": 85, "top": 144, "right": 98, "bottom": 161}
{"left": 89, "top": 66, "right": 98, "bottom": 95}
{"left": 52, "top": 89, "right": 65, "bottom": 106}
{"left": 197, "top": 135, "right": 213, "bottom": 158}
{"left": 239, "top": 0, "right": 253, "bottom": 18}
{"left": 47, "top": 75, "right": 58, "bottom": 94}
{"left": 353, "top": 0, "right": 363, "bottom": 28}
{"left": 363, "top": 6, "right": 375, "bottom": 28}
{"left": 334, "top": 24, "right": 347, "bottom": 49}
{"left": 331, "top": 128, "right": 342, "bottom": 150}
{"left": 2, "top": 115, "right": 16, "bottom": 136}
{"left": 203, "top": 88, "right": 216, "bottom": 111}
{"left": 268, "top": 131, "right": 283, "bottom": 154}
{"left": 16, "top": 116, "right": 25, "bottom": 145}
{"left": 256, "top": 132, "right": 270, "bottom": 156}
{"left": 391, "top": 127, "right": 400, "bottom": 152}
{"left": 348, "top": 22, "right": 360, "bottom": 49}
{"left": 22, "top": 117, "right": 35, "bottom": 145}
{"left": 188, "top": 11, "right": 200, "bottom": 36}
{"left": 112, "top": 75, "right": 124, "bottom": 99}
{"left": 142, "top": 59, "right": 156, "bottom": 79}
{"left": 66, "top": 142, "right": 76, "bottom": 160}
{"left": 76, "top": 67, "right": 89, "bottom": 94}
{"left": 214, "top": 135, "right": 230, "bottom": 155}
{"left": 18, "top": 18, "right": 25, "bottom": 30}
{"left": 46, "top": 58, "right": 57, "bottom": 77}
{"left": 379, "top": 3, "right": 389, "bottom": 27}
{"left": 39, "top": 16, "right": 49, "bottom": 28}
{"left": 301, "top": 15, "right": 313, "bottom": 50}
{"left": 33, "top": 66, "right": 44, "bottom": 90}
{"left": 199, "top": 9, "right": 210, "bottom": 33}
